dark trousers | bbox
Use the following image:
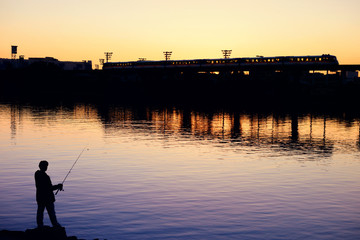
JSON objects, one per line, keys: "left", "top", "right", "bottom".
{"left": 37, "top": 202, "right": 60, "bottom": 227}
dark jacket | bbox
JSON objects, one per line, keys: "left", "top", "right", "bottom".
{"left": 35, "top": 170, "right": 59, "bottom": 204}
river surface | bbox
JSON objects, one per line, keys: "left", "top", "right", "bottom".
{"left": 0, "top": 102, "right": 360, "bottom": 240}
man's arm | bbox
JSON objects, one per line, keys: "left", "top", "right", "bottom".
{"left": 51, "top": 184, "right": 63, "bottom": 191}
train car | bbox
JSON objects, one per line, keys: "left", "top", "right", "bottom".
{"left": 282, "top": 55, "right": 338, "bottom": 66}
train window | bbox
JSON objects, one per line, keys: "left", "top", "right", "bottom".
{"left": 319, "top": 58, "right": 322, "bottom": 61}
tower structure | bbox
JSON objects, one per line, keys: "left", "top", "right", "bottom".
{"left": 163, "top": 51, "right": 172, "bottom": 61}
{"left": 104, "top": 52, "right": 113, "bottom": 63}
{"left": 221, "top": 50, "right": 232, "bottom": 59}
{"left": 11, "top": 46, "right": 18, "bottom": 60}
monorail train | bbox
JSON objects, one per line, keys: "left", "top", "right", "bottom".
{"left": 103, "top": 54, "right": 338, "bottom": 70}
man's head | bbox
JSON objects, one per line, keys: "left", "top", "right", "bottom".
{"left": 39, "top": 160, "right": 48, "bottom": 171}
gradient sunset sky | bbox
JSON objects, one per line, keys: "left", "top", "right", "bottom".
{"left": 1, "top": 0, "right": 359, "bottom": 65}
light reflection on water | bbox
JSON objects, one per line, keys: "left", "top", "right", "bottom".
{"left": 0, "top": 103, "right": 360, "bottom": 240}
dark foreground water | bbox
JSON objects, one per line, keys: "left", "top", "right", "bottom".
{"left": 0, "top": 102, "right": 359, "bottom": 239}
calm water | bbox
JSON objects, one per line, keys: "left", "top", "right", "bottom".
{"left": 0, "top": 102, "right": 360, "bottom": 240}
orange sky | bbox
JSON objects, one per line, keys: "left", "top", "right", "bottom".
{"left": 1, "top": 0, "right": 360, "bottom": 65}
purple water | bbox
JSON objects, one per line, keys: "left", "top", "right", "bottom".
{"left": 0, "top": 103, "right": 359, "bottom": 239}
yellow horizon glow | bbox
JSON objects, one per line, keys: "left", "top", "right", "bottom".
{"left": 1, "top": 0, "right": 360, "bottom": 65}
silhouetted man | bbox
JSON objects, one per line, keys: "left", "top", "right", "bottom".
{"left": 35, "top": 160, "right": 63, "bottom": 228}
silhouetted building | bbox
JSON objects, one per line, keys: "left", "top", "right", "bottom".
{"left": 0, "top": 57, "right": 92, "bottom": 70}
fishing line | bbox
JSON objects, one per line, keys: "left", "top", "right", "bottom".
{"left": 55, "top": 146, "right": 89, "bottom": 195}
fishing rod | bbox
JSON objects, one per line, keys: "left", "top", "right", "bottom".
{"left": 55, "top": 146, "right": 88, "bottom": 195}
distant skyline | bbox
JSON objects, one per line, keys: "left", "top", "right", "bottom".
{"left": 1, "top": 0, "right": 360, "bottom": 65}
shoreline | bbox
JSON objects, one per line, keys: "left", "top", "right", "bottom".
{"left": 0, "top": 227, "right": 103, "bottom": 240}
{"left": 1, "top": 69, "right": 359, "bottom": 103}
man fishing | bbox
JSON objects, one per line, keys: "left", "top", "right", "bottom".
{"left": 35, "top": 160, "right": 63, "bottom": 228}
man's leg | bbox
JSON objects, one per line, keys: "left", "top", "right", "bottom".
{"left": 46, "top": 202, "right": 61, "bottom": 227}
{"left": 36, "top": 203, "right": 45, "bottom": 228}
